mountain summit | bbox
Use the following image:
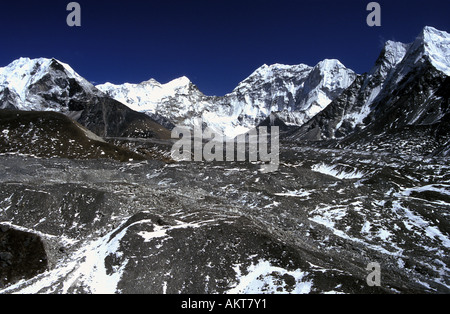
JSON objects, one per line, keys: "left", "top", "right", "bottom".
{"left": 289, "top": 26, "right": 450, "bottom": 156}
{"left": 420, "top": 26, "right": 450, "bottom": 76}
{"left": 97, "top": 76, "right": 196, "bottom": 113}
{"left": 97, "top": 59, "right": 356, "bottom": 137}
{"left": 0, "top": 57, "right": 99, "bottom": 111}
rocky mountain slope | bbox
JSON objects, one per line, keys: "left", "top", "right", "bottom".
{"left": 0, "top": 110, "right": 147, "bottom": 161}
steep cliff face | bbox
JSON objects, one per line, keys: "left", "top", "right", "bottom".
{"left": 288, "top": 40, "right": 410, "bottom": 141}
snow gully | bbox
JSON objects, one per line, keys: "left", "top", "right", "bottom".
{"left": 171, "top": 119, "right": 280, "bottom": 173}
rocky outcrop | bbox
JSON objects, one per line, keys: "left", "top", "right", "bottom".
{"left": 0, "top": 224, "right": 48, "bottom": 288}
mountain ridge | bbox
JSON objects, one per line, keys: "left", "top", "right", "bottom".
{"left": 1, "top": 26, "right": 448, "bottom": 144}
{"left": 97, "top": 59, "right": 356, "bottom": 138}
{"left": 287, "top": 26, "right": 450, "bottom": 151}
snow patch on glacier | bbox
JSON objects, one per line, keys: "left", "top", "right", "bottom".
{"left": 311, "top": 163, "right": 365, "bottom": 180}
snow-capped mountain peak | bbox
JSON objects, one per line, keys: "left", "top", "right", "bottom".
{"left": 371, "top": 41, "right": 410, "bottom": 77}
{"left": 0, "top": 57, "right": 99, "bottom": 111}
{"left": 311, "top": 59, "right": 356, "bottom": 91}
{"left": 392, "top": 26, "right": 450, "bottom": 82}
{"left": 251, "top": 62, "right": 311, "bottom": 78}
{"left": 315, "top": 58, "right": 344, "bottom": 71}
{"left": 140, "top": 78, "right": 161, "bottom": 86}
{"left": 420, "top": 26, "right": 450, "bottom": 76}
{"left": 294, "top": 59, "right": 357, "bottom": 118}
{"left": 289, "top": 26, "right": 450, "bottom": 143}
{"left": 96, "top": 76, "right": 201, "bottom": 114}
{"left": 232, "top": 63, "right": 312, "bottom": 94}
{"left": 0, "top": 57, "right": 53, "bottom": 102}
{"left": 163, "top": 76, "right": 194, "bottom": 92}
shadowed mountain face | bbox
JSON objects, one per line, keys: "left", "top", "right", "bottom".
{"left": 0, "top": 110, "right": 147, "bottom": 162}
{"left": 0, "top": 224, "right": 48, "bottom": 289}
{"left": 74, "top": 96, "right": 172, "bottom": 139}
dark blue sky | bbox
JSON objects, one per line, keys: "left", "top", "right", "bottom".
{"left": 1, "top": 0, "right": 449, "bottom": 96}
